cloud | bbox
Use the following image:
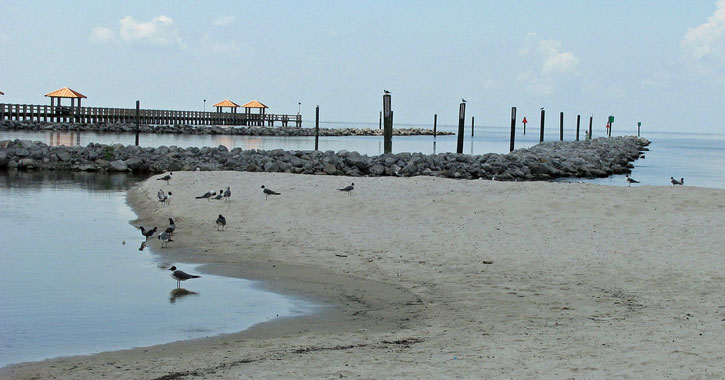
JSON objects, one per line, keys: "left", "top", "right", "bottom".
{"left": 681, "top": 0, "right": 725, "bottom": 81}
{"left": 90, "top": 15, "right": 186, "bottom": 49}
{"left": 517, "top": 33, "right": 579, "bottom": 95}
{"left": 89, "top": 27, "right": 116, "bottom": 44}
{"left": 212, "top": 15, "right": 235, "bottom": 26}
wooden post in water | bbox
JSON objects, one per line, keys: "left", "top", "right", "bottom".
{"left": 135, "top": 100, "right": 140, "bottom": 146}
{"left": 559, "top": 112, "right": 564, "bottom": 141}
{"left": 433, "top": 114, "right": 437, "bottom": 138}
{"left": 315, "top": 105, "right": 320, "bottom": 151}
{"left": 576, "top": 114, "right": 581, "bottom": 141}
{"left": 539, "top": 108, "right": 545, "bottom": 142}
{"left": 383, "top": 94, "right": 393, "bottom": 154}
{"left": 509, "top": 107, "right": 516, "bottom": 152}
{"left": 456, "top": 102, "right": 466, "bottom": 154}
{"left": 589, "top": 115, "right": 593, "bottom": 139}
{"left": 471, "top": 116, "right": 475, "bottom": 137}
{"left": 637, "top": 121, "right": 641, "bottom": 137}
{"left": 379, "top": 111, "right": 382, "bottom": 130}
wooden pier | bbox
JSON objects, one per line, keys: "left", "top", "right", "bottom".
{"left": 0, "top": 103, "right": 302, "bottom": 127}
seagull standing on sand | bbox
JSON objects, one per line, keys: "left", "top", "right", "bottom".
{"left": 625, "top": 175, "right": 639, "bottom": 186}
{"left": 157, "top": 189, "right": 166, "bottom": 202}
{"left": 168, "top": 266, "right": 200, "bottom": 288}
{"left": 261, "top": 185, "right": 280, "bottom": 200}
{"left": 158, "top": 231, "right": 173, "bottom": 248}
{"left": 223, "top": 187, "right": 231, "bottom": 202}
{"left": 212, "top": 189, "right": 224, "bottom": 200}
{"left": 216, "top": 214, "right": 226, "bottom": 231}
{"left": 157, "top": 172, "right": 173, "bottom": 185}
{"left": 166, "top": 218, "right": 176, "bottom": 235}
{"left": 195, "top": 190, "right": 213, "bottom": 200}
{"left": 159, "top": 191, "right": 172, "bottom": 205}
{"left": 140, "top": 226, "right": 157, "bottom": 241}
{"left": 671, "top": 177, "right": 684, "bottom": 186}
{"left": 337, "top": 182, "right": 354, "bottom": 195}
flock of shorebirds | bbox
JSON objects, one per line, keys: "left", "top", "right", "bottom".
{"left": 138, "top": 172, "right": 355, "bottom": 287}
{"left": 625, "top": 175, "right": 685, "bottom": 187}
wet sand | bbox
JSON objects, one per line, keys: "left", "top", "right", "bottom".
{"left": 4, "top": 171, "right": 724, "bottom": 379}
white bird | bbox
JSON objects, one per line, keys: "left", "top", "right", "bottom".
{"left": 158, "top": 231, "right": 173, "bottom": 248}
{"left": 462, "top": 98, "right": 467, "bottom": 103}
{"left": 216, "top": 214, "right": 226, "bottom": 231}
{"left": 625, "top": 175, "right": 639, "bottom": 186}
{"left": 337, "top": 182, "right": 354, "bottom": 195}
{"left": 157, "top": 172, "right": 172, "bottom": 185}
{"left": 157, "top": 189, "right": 166, "bottom": 202}
{"left": 223, "top": 187, "right": 231, "bottom": 202}
{"left": 261, "top": 185, "right": 280, "bottom": 200}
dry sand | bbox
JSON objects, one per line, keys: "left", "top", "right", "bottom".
{"left": 3, "top": 171, "right": 724, "bottom": 379}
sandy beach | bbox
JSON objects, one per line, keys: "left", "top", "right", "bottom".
{"left": 4, "top": 171, "right": 724, "bottom": 379}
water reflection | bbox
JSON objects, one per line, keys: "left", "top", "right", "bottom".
{"left": 169, "top": 288, "right": 199, "bottom": 304}
{"left": 48, "top": 131, "right": 82, "bottom": 147}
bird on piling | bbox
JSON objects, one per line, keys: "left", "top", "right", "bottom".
{"left": 165, "top": 218, "right": 176, "bottom": 235}
{"left": 384, "top": 90, "right": 390, "bottom": 94}
{"left": 337, "top": 182, "right": 354, "bottom": 195}
{"left": 195, "top": 190, "right": 213, "bottom": 200}
{"left": 216, "top": 214, "right": 226, "bottom": 231}
{"left": 157, "top": 172, "right": 173, "bottom": 185}
{"left": 223, "top": 187, "right": 231, "bottom": 202}
{"left": 212, "top": 189, "right": 224, "bottom": 200}
{"left": 261, "top": 185, "right": 280, "bottom": 200}
{"left": 168, "top": 266, "right": 200, "bottom": 288}
{"left": 462, "top": 98, "right": 467, "bottom": 103}
{"left": 158, "top": 231, "right": 173, "bottom": 248}
{"left": 625, "top": 175, "right": 639, "bottom": 186}
{"left": 140, "top": 226, "right": 157, "bottom": 241}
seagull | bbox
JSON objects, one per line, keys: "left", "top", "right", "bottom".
{"left": 158, "top": 231, "right": 173, "bottom": 248}
{"left": 159, "top": 191, "right": 172, "bottom": 205}
{"left": 140, "top": 226, "right": 157, "bottom": 241}
{"left": 261, "top": 185, "right": 280, "bottom": 200}
{"left": 195, "top": 190, "right": 213, "bottom": 200}
{"left": 157, "top": 189, "right": 166, "bottom": 202}
{"left": 625, "top": 175, "right": 639, "bottom": 186}
{"left": 216, "top": 214, "right": 226, "bottom": 231}
{"left": 384, "top": 90, "right": 390, "bottom": 94}
{"left": 462, "top": 98, "right": 467, "bottom": 103}
{"left": 169, "top": 266, "right": 200, "bottom": 288}
{"left": 212, "top": 189, "right": 224, "bottom": 200}
{"left": 337, "top": 182, "right": 354, "bottom": 195}
{"left": 223, "top": 187, "right": 231, "bottom": 202}
{"left": 679, "top": 177, "right": 685, "bottom": 185}
{"left": 139, "top": 241, "right": 146, "bottom": 251}
{"left": 157, "top": 172, "right": 172, "bottom": 185}
{"left": 165, "top": 218, "right": 176, "bottom": 235}
{"left": 671, "top": 177, "right": 684, "bottom": 186}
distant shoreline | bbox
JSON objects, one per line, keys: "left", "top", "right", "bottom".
{"left": 0, "top": 120, "right": 452, "bottom": 137}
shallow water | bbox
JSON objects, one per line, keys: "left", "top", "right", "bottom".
{"left": 0, "top": 171, "right": 315, "bottom": 367}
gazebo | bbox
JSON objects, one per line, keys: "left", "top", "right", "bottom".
{"left": 213, "top": 99, "right": 241, "bottom": 113}
{"left": 45, "top": 87, "right": 86, "bottom": 114}
{"left": 242, "top": 100, "right": 268, "bottom": 116}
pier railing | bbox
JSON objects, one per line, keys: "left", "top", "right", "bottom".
{"left": 0, "top": 103, "right": 302, "bottom": 127}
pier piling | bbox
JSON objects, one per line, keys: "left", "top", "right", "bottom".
{"left": 539, "top": 109, "right": 545, "bottom": 143}
{"left": 433, "top": 114, "right": 437, "bottom": 138}
{"left": 576, "top": 114, "right": 581, "bottom": 141}
{"left": 383, "top": 94, "right": 392, "bottom": 154}
{"left": 510, "top": 107, "right": 516, "bottom": 152}
{"left": 135, "top": 100, "right": 140, "bottom": 146}
{"left": 314, "top": 106, "right": 319, "bottom": 151}
{"left": 456, "top": 102, "right": 466, "bottom": 154}
{"left": 559, "top": 112, "right": 564, "bottom": 141}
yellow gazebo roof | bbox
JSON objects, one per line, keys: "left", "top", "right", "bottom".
{"left": 242, "top": 100, "right": 268, "bottom": 108}
{"left": 213, "top": 99, "right": 241, "bottom": 108}
{"left": 45, "top": 87, "right": 87, "bottom": 99}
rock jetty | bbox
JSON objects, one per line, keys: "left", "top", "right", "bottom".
{"left": 0, "top": 120, "right": 450, "bottom": 136}
{"left": 0, "top": 136, "right": 649, "bottom": 181}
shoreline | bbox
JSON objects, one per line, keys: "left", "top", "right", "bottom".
{"left": 4, "top": 172, "right": 723, "bottom": 379}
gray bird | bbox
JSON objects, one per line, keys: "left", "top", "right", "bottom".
{"left": 140, "top": 226, "right": 157, "bottom": 241}
{"left": 384, "top": 90, "right": 390, "bottom": 94}
{"left": 223, "top": 187, "right": 231, "bottom": 202}
{"left": 671, "top": 177, "right": 684, "bottom": 186}
{"left": 337, "top": 182, "right": 354, "bottom": 195}
{"left": 157, "top": 189, "right": 166, "bottom": 202}
{"left": 212, "top": 189, "right": 224, "bottom": 200}
{"left": 139, "top": 241, "right": 146, "bottom": 251}
{"left": 165, "top": 218, "right": 176, "bottom": 235}
{"left": 625, "top": 175, "right": 639, "bottom": 186}
{"left": 216, "top": 214, "right": 226, "bottom": 231}
{"left": 261, "top": 185, "right": 280, "bottom": 200}
{"left": 157, "top": 172, "right": 172, "bottom": 184}
{"left": 195, "top": 190, "right": 213, "bottom": 200}
{"left": 159, "top": 191, "right": 172, "bottom": 205}
{"left": 168, "top": 266, "right": 200, "bottom": 288}
{"left": 158, "top": 231, "right": 173, "bottom": 248}
{"left": 462, "top": 98, "right": 467, "bottom": 103}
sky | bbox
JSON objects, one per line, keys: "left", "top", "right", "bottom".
{"left": 1, "top": 1, "right": 724, "bottom": 133}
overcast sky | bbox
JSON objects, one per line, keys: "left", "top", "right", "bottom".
{"left": 1, "top": 1, "right": 724, "bottom": 133}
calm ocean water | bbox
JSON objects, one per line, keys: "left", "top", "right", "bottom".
{"left": 0, "top": 171, "right": 316, "bottom": 367}
{"left": 2, "top": 122, "right": 723, "bottom": 189}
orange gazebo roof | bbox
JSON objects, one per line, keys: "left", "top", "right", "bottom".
{"left": 213, "top": 99, "right": 241, "bottom": 108}
{"left": 242, "top": 100, "right": 268, "bottom": 108}
{"left": 45, "top": 87, "right": 87, "bottom": 99}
